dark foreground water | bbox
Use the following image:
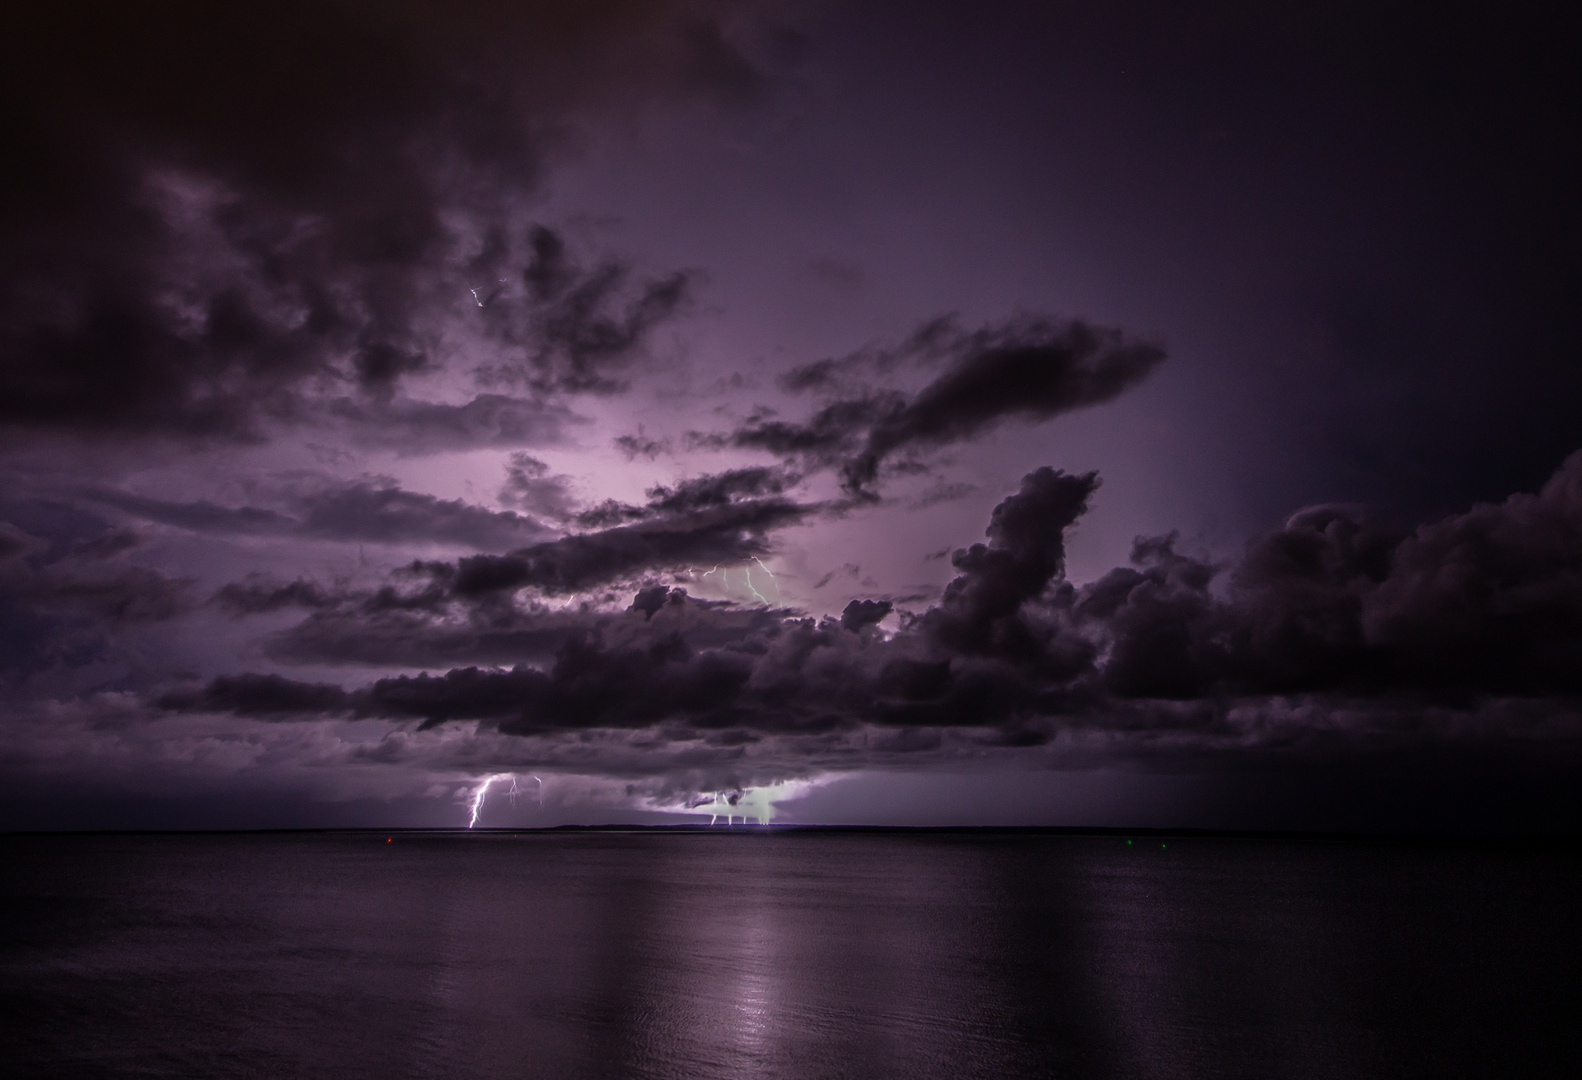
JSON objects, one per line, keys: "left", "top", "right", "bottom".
{"left": 2, "top": 830, "right": 1578, "bottom": 1079}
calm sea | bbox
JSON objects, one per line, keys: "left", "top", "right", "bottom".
{"left": 2, "top": 830, "right": 1577, "bottom": 1079}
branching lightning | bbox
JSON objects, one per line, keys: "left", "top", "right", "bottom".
{"left": 466, "top": 772, "right": 521, "bottom": 828}
{"left": 671, "top": 779, "right": 826, "bottom": 826}
{"left": 467, "top": 772, "right": 545, "bottom": 826}
{"left": 698, "top": 789, "right": 769, "bottom": 826}
{"left": 743, "top": 563, "right": 770, "bottom": 605}
{"left": 467, "top": 776, "right": 496, "bottom": 827}
{"left": 703, "top": 560, "right": 779, "bottom": 606}
{"left": 752, "top": 557, "right": 781, "bottom": 600}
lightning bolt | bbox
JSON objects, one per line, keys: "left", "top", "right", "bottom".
{"left": 467, "top": 775, "right": 498, "bottom": 828}
{"left": 752, "top": 557, "right": 782, "bottom": 600}
{"left": 467, "top": 773, "right": 521, "bottom": 828}
{"left": 743, "top": 563, "right": 770, "bottom": 605}
{"left": 469, "top": 287, "right": 485, "bottom": 307}
{"left": 532, "top": 774, "right": 544, "bottom": 810}
{"left": 703, "top": 560, "right": 779, "bottom": 605}
{"left": 702, "top": 789, "right": 756, "bottom": 826}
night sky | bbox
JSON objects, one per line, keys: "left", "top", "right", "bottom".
{"left": 3, "top": 1, "right": 1579, "bottom": 831}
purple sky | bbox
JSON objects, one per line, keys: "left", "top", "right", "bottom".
{"left": 3, "top": 1, "right": 1580, "bottom": 831}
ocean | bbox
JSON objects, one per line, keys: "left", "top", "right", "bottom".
{"left": 2, "top": 829, "right": 1577, "bottom": 1079}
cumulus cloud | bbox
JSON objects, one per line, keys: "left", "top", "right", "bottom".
{"left": 159, "top": 453, "right": 1582, "bottom": 783}
{"left": 1077, "top": 451, "right": 1582, "bottom": 703}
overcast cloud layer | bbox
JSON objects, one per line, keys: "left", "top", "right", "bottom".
{"left": 2, "top": 2, "right": 1579, "bottom": 831}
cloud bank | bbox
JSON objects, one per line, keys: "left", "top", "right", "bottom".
{"left": 142, "top": 452, "right": 1582, "bottom": 803}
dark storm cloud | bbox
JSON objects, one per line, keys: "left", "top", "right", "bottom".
{"left": 838, "top": 320, "right": 1164, "bottom": 492}
{"left": 498, "top": 454, "right": 580, "bottom": 520}
{"left": 82, "top": 491, "right": 296, "bottom": 537}
{"left": 1075, "top": 450, "right": 1582, "bottom": 702}
{"left": 166, "top": 453, "right": 1582, "bottom": 766}
{"left": 292, "top": 481, "right": 550, "bottom": 550}
{"left": 87, "top": 477, "right": 551, "bottom": 551}
{"left": 356, "top": 638, "right": 763, "bottom": 733}
{"left": 1, "top": 521, "right": 192, "bottom": 679}
{"left": 158, "top": 673, "right": 350, "bottom": 717}
{"left": 502, "top": 458, "right": 791, "bottom": 531}
{"left": 1, "top": 525, "right": 191, "bottom": 628}
{"left": 0, "top": 534, "right": 33, "bottom": 564}
{"left": 261, "top": 586, "right": 786, "bottom": 669}
{"left": 918, "top": 467, "right": 1097, "bottom": 662}
{"left": 211, "top": 577, "right": 338, "bottom": 617}
{"left": 275, "top": 464, "right": 814, "bottom": 602}
{"left": 708, "top": 318, "right": 1163, "bottom": 492}
{"left": 475, "top": 226, "right": 696, "bottom": 395}
{"left": 813, "top": 563, "right": 867, "bottom": 589}
{"left": 775, "top": 314, "right": 972, "bottom": 393}
{"left": 9, "top": 564, "right": 193, "bottom": 628}
{"left": 149, "top": 467, "right": 1102, "bottom": 736}
{"left": 614, "top": 432, "right": 672, "bottom": 460}
{"left": 446, "top": 497, "right": 809, "bottom": 597}
{"left": 70, "top": 529, "right": 142, "bottom": 561}
{"left": 0, "top": 2, "right": 747, "bottom": 445}
{"left": 697, "top": 397, "right": 895, "bottom": 459}
{"left": 189, "top": 464, "right": 816, "bottom": 669}
{"left": 268, "top": 607, "right": 588, "bottom": 670}
{"left": 645, "top": 466, "right": 796, "bottom": 514}
{"left": 325, "top": 394, "right": 581, "bottom": 455}
{"left": 7, "top": 2, "right": 1579, "bottom": 832}
{"left": 839, "top": 599, "right": 892, "bottom": 631}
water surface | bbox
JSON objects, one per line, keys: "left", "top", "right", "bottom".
{"left": 2, "top": 830, "right": 1576, "bottom": 1078}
